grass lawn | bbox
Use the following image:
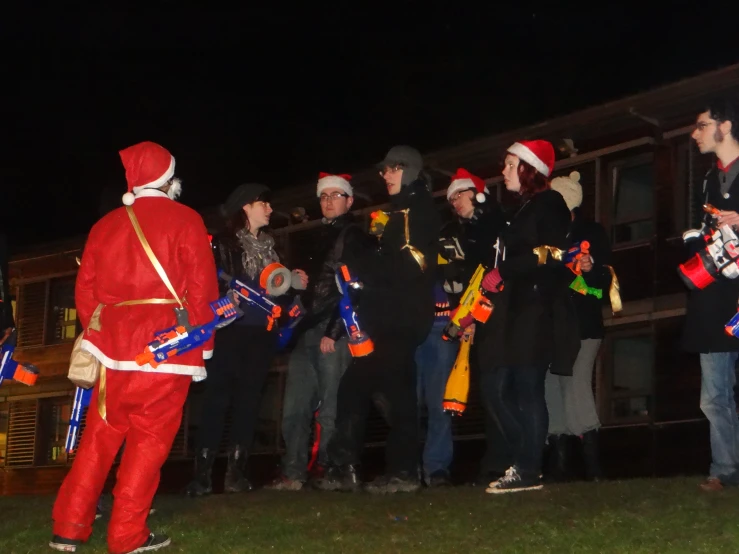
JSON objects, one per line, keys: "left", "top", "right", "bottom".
{"left": 2, "top": 477, "right": 739, "bottom": 553}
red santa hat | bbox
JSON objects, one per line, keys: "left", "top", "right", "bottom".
{"left": 119, "top": 141, "right": 176, "bottom": 206}
{"left": 446, "top": 168, "right": 489, "bottom": 203}
{"left": 316, "top": 172, "right": 353, "bottom": 197}
{"left": 507, "top": 140, "right": 555, "bottom": 177}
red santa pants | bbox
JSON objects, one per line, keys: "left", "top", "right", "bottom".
{"left": 52, "top": 369, "right": 190, "bottom": 554}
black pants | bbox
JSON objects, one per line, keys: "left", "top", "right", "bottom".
{"left": 483, "top": 365, "right": 549, "bottom": 480}
{"left": 328, "top": 334, "right": 419, "bottom": 476}
{"left": 474, "top": 343, "right": 513, "bottom": 475}
{"left": 196, "top": 324, "right": 277, "bottom": 451}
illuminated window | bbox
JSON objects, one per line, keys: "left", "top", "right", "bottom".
{"left": 47, "top": 278, "right": 80, "bottom": 344}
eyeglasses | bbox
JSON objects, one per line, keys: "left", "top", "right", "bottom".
{"left": 448, "top": 190, "right": 472, "bottom": 204}
{"left": 695, "top": 121, "right": 715, "bottom": 131}
{"left": 379, "top": 164, "right": 404, "bottom": 177}
{"left": 319, "top": 192, "right": 349, "bottom": 202}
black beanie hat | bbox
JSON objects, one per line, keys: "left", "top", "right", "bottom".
{"left": 221, "top": 183, "right": 271, "bottom": 218}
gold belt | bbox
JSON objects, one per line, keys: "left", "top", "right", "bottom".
{"left": 96, "top": 298, "right": 182, "bottom": 421}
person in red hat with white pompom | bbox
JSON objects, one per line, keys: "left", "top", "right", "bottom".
{"left": 475, "top": 139, "right": 581, "bottom": 494}
{"left": 50, "top": 141, "right": 219, "bottom": 554}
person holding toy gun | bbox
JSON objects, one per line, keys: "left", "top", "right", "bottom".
{"left": 186, "top": 183, "right": 308, "bottom": 497}
{"left": 267, "top": 172, "right": 373, "bottom": 491}
{"left": 413, "top": 168, "right": 505, "bottom": 488}
{"left": 316, "top": 145, "right": 440, "bottom": 494}
{"left": 544, "top": 171, "right": 615, "bottom": 483}
{"left": 681, "top": 99, "right": 739, "bottom": 492}
{"left": 440, "top": 168, "right": 511, "bottom": 487}
{"left": 50, "top": 141, "right": 219, "bottom": 554}
{"left": 476, "top": 140, "right": 580, "bottom": 495}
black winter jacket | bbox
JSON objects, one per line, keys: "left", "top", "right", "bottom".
{"left": 567, "top": 211, "right": 611, "bottom": 340}
{"left": 441, "top": 199, "right": 506, "bottom": 309}
{"left": 476, "top": 189, "right": 580, "bottom": 375}
{"left": 210, "top": 232, "right": 284, "bottom": 328}
{"left": 353, "top": 179, "right": 441, "bottom": 344}
{"left": 682, "top": 167, "right": 739, "bottom": 353}
{"left": 297, "top": 213, "right": 372, "bottom": 340}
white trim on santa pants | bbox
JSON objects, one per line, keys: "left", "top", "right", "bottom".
{"left": 81, "top": 339, "right": 207, "bottom": 382}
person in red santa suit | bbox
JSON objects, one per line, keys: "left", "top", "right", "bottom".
{"left": 50, "top": 141, "right": 219, "bottom": 554}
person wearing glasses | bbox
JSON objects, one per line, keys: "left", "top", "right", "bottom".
{"left": 186, "top": 183, "right": 308, "bottom": 497}
{"left": 439, "top": 169, "right": 507, "bottom": 487}
{"left": 268, "top": 173, "right": 371, "bottom": 490}
{"left": 682, "top": 99, "right": 739, "bottom": 492}
{"left": 316, "top": 145, "right": 440, "bottom": 494}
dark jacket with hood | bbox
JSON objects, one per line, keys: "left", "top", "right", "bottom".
{"left": 297, "top": 213, "right": 372, "bottom": 341}
{"left": 476, "top": 189, "right": 580, "bottom": 375}
{"left": 354, "top": 178, "right": 441, "bottom": 344}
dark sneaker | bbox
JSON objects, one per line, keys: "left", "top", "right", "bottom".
{"left": 365, "top": 472, "right": 421, "bottom": 494}
{"left": 265, "top": 475, "right": 304, "bottom": 491}
{"left": 313, "top": 464, "right": 361, "bottom": 492}
{"left": 486, "top": 466, "right": 543, "bottom": 494}
{"left": 427, "top": 470, "right": 452, "bottom": 488}
{"left": 49, "top": 536, "right": 81, "bottom": 552}
{"left": 126, "top": 533, "right": 171, "bottom": 553}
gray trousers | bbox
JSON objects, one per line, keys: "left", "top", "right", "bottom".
{"left": 545, "top": 338, "right": 602, "bottom": 436}
{"left": 281, "top": 323, "right": 351, "bottom": 480}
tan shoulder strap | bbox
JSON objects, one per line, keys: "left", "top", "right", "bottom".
{"left": 125, "top": 206, "right": 184, "bottom": 309}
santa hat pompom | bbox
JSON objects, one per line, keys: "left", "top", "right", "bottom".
{"left": 447, "top": 168, "right": 488, "bottom": 203}
{"left": 122, "top": 192, "right": 135, "bottom": 206}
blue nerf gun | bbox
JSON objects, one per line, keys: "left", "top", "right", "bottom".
{"left": 277, "top": 296, "right": 306, "bottom": 350}
{"left": 725, "top": 311, "right": 739, "bottom": 339}
{"left": 336, "top": 265, "right": 374, "bottom": 357}
{"left": 563, "top": 241, "right": 591, "bottom": 275}
{"left": 65, "top": 386, "right": 92, "bottom": 453}
{"left": 0, "top": 329, "right": 39, "bottom": 387}
{"left": 135, "top": 296, "right": 241, "bottom": 368}
{"left": 218, "top": 267, "right": 288, "bottom": 331}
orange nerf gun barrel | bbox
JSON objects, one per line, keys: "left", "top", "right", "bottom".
{"left": 0, "top": 330, "right": 39, "bottom": 387}
{"left": 443, "top": 264, "right": 493, "bottom": 340}
{"left": 564, "top": 240, "right": 591, "bottom": 275}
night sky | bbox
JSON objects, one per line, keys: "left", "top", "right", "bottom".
{"left": 3, "top": 3, "right": 737, "bottom": 250}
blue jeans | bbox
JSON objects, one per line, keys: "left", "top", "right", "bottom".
{"left": 415, "top": 321, "right": 457, "bottom": 478}
{"left": 281, "top": 323, "right": 351, "bottom": 481}
{"left": 700, "top": 352, "right": 739, "bottom": 478}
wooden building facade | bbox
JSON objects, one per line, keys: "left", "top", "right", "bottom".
{"left": 2, "top": 63, "right": 738, "bottom": 494}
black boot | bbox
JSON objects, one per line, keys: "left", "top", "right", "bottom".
{"left": 548, "top": 435, "right": 570, "bottom": 482}
{"left": 185, "top": 448, "right": 215, "bottom": 497}
{"left": 224, "top": 445, "right": 253, "bottom": 493}
{"left": 313, "top": 464, "right": 361, "bottom": 492}
{"left": 581, "top": 430, "right": 603, "bottom": 481}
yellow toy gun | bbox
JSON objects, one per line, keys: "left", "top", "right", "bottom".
{"left": 442, "top": 264, "right": 493, "bottom": 340}
{"left": 442, "top": 332, "right": 472, "bottom": 416}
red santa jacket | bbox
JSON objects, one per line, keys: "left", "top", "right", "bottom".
{"left": 76, "top": 190, "right": 219, "bottom": 380}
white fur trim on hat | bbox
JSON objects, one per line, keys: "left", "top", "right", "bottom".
{"left": 447, "top": 178, "right": 489, "bottom": 201}
{"left": 316, "top": 175, "right": 353, "bottom": 197}
{"left": 550, "top": 171, "right": 583, "bottom": 211}
{"left": 131, "top": 156, "right": 176, "bottom": 195}
{"left": 507, "top": 142, "right": 550, "bottom": 176}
